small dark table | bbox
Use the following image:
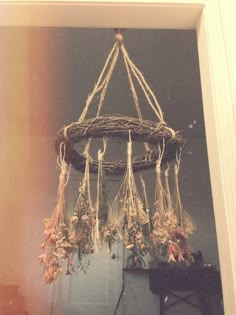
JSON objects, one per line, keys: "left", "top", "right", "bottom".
{"left": 149, "top": 266, "right": 222, "bottom": 315}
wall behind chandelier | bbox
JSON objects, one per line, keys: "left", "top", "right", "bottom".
{"left": 0, "top": 27, "right": 221, "bottom": 315}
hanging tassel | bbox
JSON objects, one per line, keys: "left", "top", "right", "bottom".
{"left": 94, "top": 137, "right": 109, "bottom": 251}
{"left": 39, "top": 143, "right": 71, "bottom": 284}
{"left": 103, "top": 185, "right": 121, "bottom": 253}
{"left": 163, "top": 164, "right": 178, "bottom": 232}
{"left": 119, "top": 132, "right": 149, "bottom": 268}
{"left": 166, "top": 148, "right": 195, "bottom": 265}
{"left": 149, "top": 141, "right": 175, "bottom": 265}
{"left": 152, "top": 140, "right": 169, "bottom": 242}
{"left": 173, "top": 148, "right": 195, "bottom": 235}
{"left": 140, "top": 174, "right": 151, "bottom": 233}
{"left": 68, "top": 141, "right": 94, "bottom": 273}
{"left": 164, "top": 164, "right": 173, "bottom": 212}
{"left": 174, "top": 155, "right": 184, "bottom": 230}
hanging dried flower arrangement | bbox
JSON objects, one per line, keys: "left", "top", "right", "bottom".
{"left": 38, "top": 144, "right": 72, "bottom": 283}
{"left": 39, "top": 30, "right": 196, "bottom": 283}
{"left": 93, "top": 138, "right": 109, "bottom": 250}
{"left": 149, "top": 145, "right": 195, "bottom": 266}
{"left": 103, "top": 194, "right": 121, "bottom": 253}
{"left": 118, "top": 133, "right": 149, "bottom": 267}
{"left": 68, "top": 142, "right": 95, "bottom": 274}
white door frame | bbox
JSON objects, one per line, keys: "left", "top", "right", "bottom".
{"left": 1, "top": 1, "right": 235, "bottom": 314}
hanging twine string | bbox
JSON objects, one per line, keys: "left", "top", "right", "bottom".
{"left": 94, "top": 137, "right": 108, "bottom": 251}
{"left": 140, "top": 174, "right": 149, "bottom": 211}
{"left": 39, "top": 142, "right": 71, "bottom": 284}
{"left": 127, "top": 134, "right": 135, "bottom": 200}
{"left": 120, "top": 43, "right": 164, "bottom": 123}
{"left": 74, "top": 140, "right": 92, "bottom": 197}
{"left": 123, "top": 49, "right": 142, "bottom": 122}
{"left": 126, "top": 131, "right": 136, "bottom": 215}
{"left": 140, "top": 174, "right": 151, "bottom": 232}
{"left": 120, "top": 40, "right": 177, "bottom": 139}
{"left": 122, "top": 131, "right": 149, "bottom": 229}
{"left": 122, "top": 49, "right": 150, "bottom": 152}
{"left": 174, "top": 148, "right": 184, "bottom": 230}
{"left": 77, "top": 31, "right": 166, "bottom": 128}
{"left": 96, "top": 49, "right": 120, "bottom": 118}
{"left": 84, "top": 141, "right": 92, "bottom": 200}
{"left": 83, "top": 142, "right": 94, "bottom": 241}
{"left": 154, "top": 140, "right": 165, "bottom": 221}
{"left": 73, "top": 140, "right": 93, "bottom": 237}
{"left": 78, "top": 42, "right": 118, "bottom": 123}
{"left": 164, "top": 163, "right": 173, "bottom": 212}
{"left": 54, "top": 143, "right": 71, "bottom": 225}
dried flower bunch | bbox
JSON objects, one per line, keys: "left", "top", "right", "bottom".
{"left": 103, "top": 220, "right": 120, "bottom": 253}
{"left": 68, "top": 145, "right": 95, "bottom": 274}
{"left": 149, "top": 148, "right": 195, "bottom": 266}
{"left": 38, "top": 145, "right": 72, "bottom": 284}
{"left": 118, "top": 135, "right": 150, "bottom": 265}
{"left": 99, "top": 187, "right": 120, "bottom": 253}
{"left": 39, "top": 140, "right": 195, "bottom": 283}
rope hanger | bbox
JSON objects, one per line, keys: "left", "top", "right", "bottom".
{"left": 55, "top": 29, "right": 184, "bottom": 175}
{"left": 78, "top": 28, "right": 164, "bottom": 124}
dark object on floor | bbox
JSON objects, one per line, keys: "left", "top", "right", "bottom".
{"left": 150, "top": 266, "right": 222, "bottom": 315}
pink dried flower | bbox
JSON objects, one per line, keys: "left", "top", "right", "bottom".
{"left": 168, "top": 253, "right": 177, "bottom": 263}
{"left": 178, "top": 253, "right": 184, "bottom": 262}
{"left": 81, "top": 214, "right": 89, "bottom": 221}
{"left": 168, "top": 242, "right": 177, "bottom": 255}
{"left": 140, "top": 243, "right": 146, "bottom": 250}
{"left": 38, "top": 253, "right": 47, "bottom": 264}
{"left": 50, "top": 234, "right": 57, "bottom": 242}
{"left": 71, "top": 215, "right": 78, "bottom": 224}
{"left": 41, "top": 241, "right": 46, "bottom": 249}
{"left": 52, "top": 258, "right": 58, "bottom": 265}
{"left": 43, "top": 272, "right": 53, "bottom": 284}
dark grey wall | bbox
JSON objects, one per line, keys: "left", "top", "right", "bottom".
{"left": 0, "top": 27, "right": 221, "bottom": 315}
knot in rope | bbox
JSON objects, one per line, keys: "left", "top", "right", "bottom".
{"left": 156, "top": 162, "right": 161, "bottom": 174}
{"left": 115, "top": 33, "right": 123, "bottom": 43}
{"left": 98, "top": 149, "right": 103, "bottom": 161}
{"left": 160, "top": 121, "right": 166, "bottom": 126}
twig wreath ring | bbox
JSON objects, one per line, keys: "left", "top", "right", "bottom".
{"left": 55, "top": 115, "right": 185, "bottom": 175}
